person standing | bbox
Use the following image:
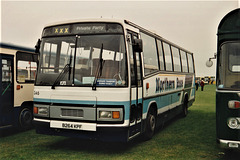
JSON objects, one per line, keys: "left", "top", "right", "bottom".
{"left": 200, "top": 79, "right": 205, "bottom": 91}
{"left": 195, "top": 80, "right": 199, "bottom": 91}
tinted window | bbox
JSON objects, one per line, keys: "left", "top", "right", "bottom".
{"left": 140, "top": 32, "right": 159, "bottom": 75}
{"left": 171, "top": 46, "right": 181, "bottom": 72}
{"left": 162, "top": 42, "right": 172, "bottom": 71}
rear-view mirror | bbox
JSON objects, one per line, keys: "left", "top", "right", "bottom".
{"left": 35, "top": 39, "right": 41, "bottom": 54}
{"left": 206, "top": 59, "right": 213, "bottom": 67}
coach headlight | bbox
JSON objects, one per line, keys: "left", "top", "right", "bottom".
{"left": 99, "top": 111, "right": 112, "bottom": 118}
{"left": 227, "top": 118, "right": 239, "bottom": 129}
{"left": 33, "top": 104, "right": 49, "bottom": 117}
{"left": 38, "top": 107, "right": 49, "bottom": 115}
{"left": 98, "top": 108, "right": 123, "bottom": 121}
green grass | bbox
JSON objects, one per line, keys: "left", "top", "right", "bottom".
{"left": 1, "top": 85, "right": 240, "bottom": 160}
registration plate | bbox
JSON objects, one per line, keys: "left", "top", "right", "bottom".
{"left": 50, "top": 120, "right": 96, "bottom": 131}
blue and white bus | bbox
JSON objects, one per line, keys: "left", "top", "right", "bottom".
{"left": 0, "top": 43, "right": 38, "bottom": 130}
{"left": 33, "top": 19, "right": 195, "bottom": 142}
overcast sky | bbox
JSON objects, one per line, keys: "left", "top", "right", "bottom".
{"left": 1, "top": 0, "right": 239, "bottom": 76}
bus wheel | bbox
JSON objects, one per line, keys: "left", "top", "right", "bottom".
{"left": 143, "top": 108, "right": 156, "bottom": 140}
{"left": 19, "top": 108, "right": 33, "bottom": 130}
{"left": 182, "top": 98, "right": 188, "bottom": 117}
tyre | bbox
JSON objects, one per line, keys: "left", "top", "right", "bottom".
{"left": 143, "top": 107, "right": 156, "bottom": 140}
{"left": 19, "top": 108, "right": 33, "bottom": 130}
{"left": 182, "top": 98, "right": 188, "bottom": 117}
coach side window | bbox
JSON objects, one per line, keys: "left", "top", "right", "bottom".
{"left": 171, "top": 46, "right": 181, "bottom": 72}
{"left": 140, "top": 32, "right": 159, "bottom": 75}
{"left": 157, "top": 40, "right": 165, "bottom": 71}
{"left": 180, "top": 50, "right": 188, "bottom": 72}
{"left": 162, "top": 42, "right": 172, "bottom": 71}
{"left": 187, "top": 53, "right": 194, "bottom": 73}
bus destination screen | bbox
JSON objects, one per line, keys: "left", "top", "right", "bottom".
{"left": 43, "top": 23, "right": 123, "bottom": 37}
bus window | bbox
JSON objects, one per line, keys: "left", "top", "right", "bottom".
{"left": 17, "top": 52, "right": 37, "bottom": 83}
{"left": 157, "top": 40, "right": 165, "bottom": 71}
{"left": 37, "top": 34, "right": 127, "bottom": 87}
{"left": 162, "top": 42, "right": 173, "bottom": 71}
{"left": 140, "top": 32, "right": 159, "bottom": 75}
{"left": 171, "top": 46, "right": 181, "bottom": 72}
{"left": 128, "top": 33, "right": 142, "bottom": 86}
{"left": 1, "top": 58, "right": 13, "bottom": 115}
{"left": 42, "top": 41, "right": 58, "bottom": 73}
{"left": 180, "top": 50, "right": 188, "bottom": 72}
{"left": 2, "top": 59, "right": 12, "bottom": 83}
{"left": 60, "top": 40, "right": 75, "bottom": 70}
{"left": 17, "top": 61, "right": 37, "bottom": 83}
{"left": 228, "top": 43, "right": 240, "bottom": 72}
{"left": 187, "top": 53, "right": 194, "bottom": 73}
{"left": 218, "top": 42, "right": 240, "bottom": 89}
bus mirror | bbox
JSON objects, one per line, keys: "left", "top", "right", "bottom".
{"left": 206, "top": 59, "right": 213, "bottom": 67}
{"left": 206, "top": 53, "right": 216, "bottom": 67}
{"left": 133, "top": 39, "right": 143, "bottom": 53}
{"left": 35, "top": 39, "right": 41, "bottom": 54}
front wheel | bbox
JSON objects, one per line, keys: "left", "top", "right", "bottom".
{"left": 143, "top": 108, "right": 156, "bottom": 140}
{"left": 19, "top": 108, "right": 33, "bottom": 130}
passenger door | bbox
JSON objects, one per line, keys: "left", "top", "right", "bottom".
{"left": 0, "top": 54, "right": 14, "bottom": 127}
{"left": 127, "top": 32, "right": 143, "bottom": 139}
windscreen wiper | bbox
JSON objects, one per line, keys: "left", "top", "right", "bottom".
{"left": 51, "top": 53, "right": 72, "bottom": 89}
{"left": 92, "top": 44, "right": 105, "bottom": 90}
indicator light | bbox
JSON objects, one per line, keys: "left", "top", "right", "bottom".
{"left": 146, "top": 83, "right": 149, "bottom": 89}
{"left": 17, "top": 85, "right": 21, "bottom": 90}
{"left": 112, "top": 111, "right": 120, "bottom": 119}
{"left": 33, "top": 106, "right": 38, "bottom": 114}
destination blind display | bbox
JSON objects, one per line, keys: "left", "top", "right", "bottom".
{"left": 42, "top": 23, "right": 123, "bottom": 37}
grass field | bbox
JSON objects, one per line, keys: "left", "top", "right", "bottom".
{"left": 1, "top": 85, "right": 240, "bottom": 160}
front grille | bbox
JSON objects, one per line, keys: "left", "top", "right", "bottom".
{"left": 61, "top": 109, "right": 83, "bottom": 117}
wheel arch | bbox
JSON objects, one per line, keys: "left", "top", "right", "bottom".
{"left": 145, "top": 101, "right": 158, "bottom": 119}
{"left": 20, "top": 101, "right": 33, "bottom": 111}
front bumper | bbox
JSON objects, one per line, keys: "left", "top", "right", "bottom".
{"left": 33, "top": 118, "right": 129, "bottom": 142}
{"left": 218, "top": 139, "right": 240, "bottom": 149}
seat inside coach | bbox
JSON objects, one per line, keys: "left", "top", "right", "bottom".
{"left": 74, "top": 59, "right": 121, "bottom": 84}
